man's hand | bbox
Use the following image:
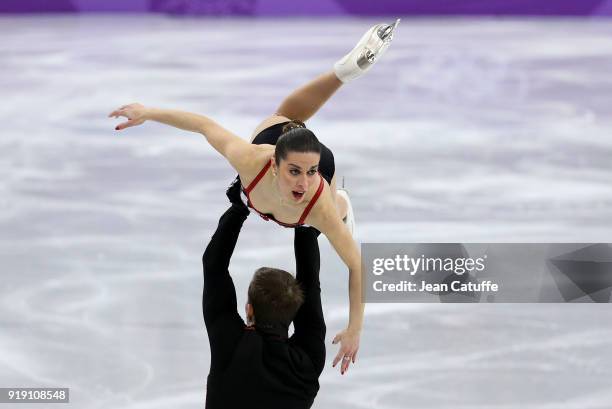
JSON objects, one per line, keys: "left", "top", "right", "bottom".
{"left": 332, "top": 327, "right": 361, "bottom": 375}
{"left": 109, "top": 103, "right": 148, "bottom": 130}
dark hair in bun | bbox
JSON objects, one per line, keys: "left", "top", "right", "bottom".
{"left": 275, "top": 120, "right": 321, "bottom": 164}
{"left": 281, "top": 120, "right": 306, "bottom": 133}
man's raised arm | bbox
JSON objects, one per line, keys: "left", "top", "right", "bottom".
{"left": 202, "top": 204, "right": 249, "bottom": 328}
{"left": 290, "top": 226, "right": 326, "bottom": 375}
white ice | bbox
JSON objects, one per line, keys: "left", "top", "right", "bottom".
{"left": 1, "top": 15, "right": 612, "bottom": 409}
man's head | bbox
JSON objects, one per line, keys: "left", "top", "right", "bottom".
{"left": 246, "top": 267, "right": 304, "bottom": 326}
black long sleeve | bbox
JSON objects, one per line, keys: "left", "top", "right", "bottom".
{"left": 202, "top": 204, "right": 249, "bottom": 375}
{"left": 290, "top": 226, "right": 326, "bottom": 375}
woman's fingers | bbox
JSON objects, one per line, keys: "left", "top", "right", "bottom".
{"left": 332, "top": 348, "right": 343, "bottom": 367}
{"left": 333, "top": 347, "right": 353, "bottom": 375}
{"left": 116, "top": 118, "right": 145, "bottom": 130}
{"left": 108, "top": 108, "right": 129, "bottom": 119}
{"left": 332, "top": 334, "right": 358, "bottom": 375}
{"left": 109, "top": 103, "right": 139, "bottom": 119}
{"left": 341, "top": 354, "right": 352, "bottom": 374}
{"left": 115, "top": 120, "right": 132, "bottom": 131}
{"left": 110, "top": 104, "right": 144, "bottom": 130}
{"left": 115, "top": 119, "right": 142, "bottom": 130}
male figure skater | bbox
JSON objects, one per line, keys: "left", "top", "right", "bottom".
{"left": 202, "top": 201, "right": 326, "bottom": 409}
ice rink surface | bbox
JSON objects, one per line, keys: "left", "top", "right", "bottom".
{"left": 1, "top": 15, "right": 612, "bottom": 408}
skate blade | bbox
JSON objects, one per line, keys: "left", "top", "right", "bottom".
{"left": 377, "top": 18, "right": 401, "bottom": 42}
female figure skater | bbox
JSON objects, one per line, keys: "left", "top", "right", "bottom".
{"left": 109, "top": 20, "right": 399, "bottom": 375}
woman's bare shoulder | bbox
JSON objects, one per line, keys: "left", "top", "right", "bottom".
{"left": 250, "top": 143, "right": 275, "bottom": 163}
{"left": 239, "top": 144, "right": 275, "bottom": 185}
{"left": 305, "top": 182, "right": 340, "bottom": 231}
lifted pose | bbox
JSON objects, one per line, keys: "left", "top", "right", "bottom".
{"left": 109, "top": 20, "right": 399, "bottom": 374}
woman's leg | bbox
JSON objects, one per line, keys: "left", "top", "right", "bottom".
{"left": 250, "top": 20, "right": 399, "bottom": 139}
{"left": 250, "top": 71, "right": 342, "bottom": 140}
{"left": 275, "top": 71, "right": 343, "bottom": 122}
{"left": 270, "top": 18, "right": 400, "bottom": 123}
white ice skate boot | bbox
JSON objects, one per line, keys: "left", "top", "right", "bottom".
{"left": 334, "top": 18, "right": 400, "bottom": 83}
{"left": 336, "top": 188, "right": 356, "bottom": 237}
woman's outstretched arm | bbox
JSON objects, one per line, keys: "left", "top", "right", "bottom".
{"left": 109, "top": 103, "right": 254, "bottom": 173}
{"left": 309, "top": 194, "right": 364, "bottom": 376}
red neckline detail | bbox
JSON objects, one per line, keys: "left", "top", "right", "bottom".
{"left": 242, "top": 160, "right": 324, "bottom": 228}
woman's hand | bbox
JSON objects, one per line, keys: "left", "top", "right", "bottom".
{"left": 332, "top": 327, "right": 361, "bottom": 375}
{"left": 108, "top": 103, "right": 148, "bottom": 131}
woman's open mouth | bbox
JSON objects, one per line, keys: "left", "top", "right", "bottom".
{"left": 292, "top": 191, "right": 305, "bottom": 200}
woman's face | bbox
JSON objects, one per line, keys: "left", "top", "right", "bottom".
{"left": 274, "top": 151, "right": 321, "bottom": 204}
